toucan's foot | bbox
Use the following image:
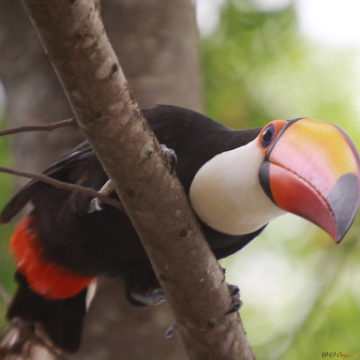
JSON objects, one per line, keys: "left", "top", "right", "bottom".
{"left": 225, "top": 284, "right": 242, "bottom": 315}
{"left": 128, "top": 288, "right": 166, "bottom": 307}
{"left": 161, "top": 144, "right": 177, "bottom": 173}
{"left": 88, "top": 197, "right": 103, "bottom": 213}
{"left": 165, "top": 321, "right": 177, "bottom": 339}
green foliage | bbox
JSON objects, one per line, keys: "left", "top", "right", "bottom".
{"left": 201, "top": 2, "right": 359, "bottom": 137}
{"left": 202, "top": 5, "right": 298, "bottom": 127}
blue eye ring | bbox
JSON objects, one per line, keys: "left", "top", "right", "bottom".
{"left": 261, "top": 124, "right": 275, "bottom": 148}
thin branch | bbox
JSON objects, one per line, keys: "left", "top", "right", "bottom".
{"left": 0, "top": 166, "right": 124, "bottom": 212}
{"left": 0, "top": 284, "right": 11, "bottom": 307}
{"left": 0, "top": 118, "right": 77, "bottom": 137}
{"left": 1, "top": 320, "right": 66, "bottom": 360}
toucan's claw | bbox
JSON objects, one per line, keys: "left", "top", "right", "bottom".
{"left": 225, "top": 283, "right": 242, "bottom": 315}
{"left": 128, "top": 287, "right": 166, "bottom": 307}
{"left": 165, "top": 321, "right": 177, "bottom": 340}
{"left": 161, "top": 144, "right": 177, "bottom": 174}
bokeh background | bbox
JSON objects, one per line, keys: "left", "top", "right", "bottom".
{"left": 1, "top": 0, "right": 360, "bottom": 359}
{"left": 198, "top": 0, "right": 360, "bottom": 359}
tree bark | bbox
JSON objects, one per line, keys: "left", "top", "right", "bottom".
{"left": 20, "top": 0, "right": 255, "bottom": 359}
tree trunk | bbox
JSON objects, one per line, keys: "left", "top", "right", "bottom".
{"left": 0, "top": 0, "right": 201, "bottom": 358}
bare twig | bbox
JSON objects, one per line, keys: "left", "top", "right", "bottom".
{"left": 277, "top": 237, "right": 359, "bottom": 360}
{"left": 0, "top": 284, "right": 11, "bottom": 307}
{"left": 0, "top": 118, "right": 76, "bottom": 137}
{"left": 0, "top": 166, "right": 124, "bottom": 212}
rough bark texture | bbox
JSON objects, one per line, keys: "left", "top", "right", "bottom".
{"left": 0, "top": 0, "right": 200, "bottom": 358}
{"left": 20, "top": 0, "right": 255, "bottom": 359}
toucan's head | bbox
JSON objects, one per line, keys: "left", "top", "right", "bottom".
{"left": 190, "top": 118, "right": 360, "bottom": 242}
{"left": 258, "top": 118, "right": 360, "bottom": 243}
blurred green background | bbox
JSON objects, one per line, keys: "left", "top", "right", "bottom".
{"left": 0, "top": 117, "right": 15, "bottom": 335}
{"left": 1, "top": 0, "right": 360, "bottom": 359}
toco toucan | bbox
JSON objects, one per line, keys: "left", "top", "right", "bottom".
{"left": 1, "top": 105, "right": 360, "bottom": 352}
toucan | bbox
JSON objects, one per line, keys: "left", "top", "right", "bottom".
{"left": 1, "top": 105, "right": 360, "bottom": 352}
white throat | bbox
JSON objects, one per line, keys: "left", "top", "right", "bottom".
{"left": 189, "top": 139, "right": 285, "bottom": 235}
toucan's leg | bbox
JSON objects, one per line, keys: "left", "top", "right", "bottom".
{"left": 127, "top": 287, "right": 166, "bottom": 307}
{"left": 160, "top": 144, "right": 177, "bottom": 174}
{"left": 225, "top": 284, "right": 242, "bottom": 315}
{"left": 88, "top": 179, "right": 114, "bottom": 213}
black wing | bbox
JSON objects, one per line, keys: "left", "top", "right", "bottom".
{"left": 0, "top": 141, "right": 101, "bottom": 223}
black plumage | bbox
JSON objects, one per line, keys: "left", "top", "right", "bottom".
{"left": 2, "top": 105, "right": 264, "bottom": 351}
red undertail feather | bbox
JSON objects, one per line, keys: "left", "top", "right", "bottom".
{"left": 10, "top": 216, "right": 94, "bottom": 300}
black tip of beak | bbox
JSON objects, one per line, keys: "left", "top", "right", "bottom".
{"left": 330, "top": 173, "right": 360, "bottom": 244}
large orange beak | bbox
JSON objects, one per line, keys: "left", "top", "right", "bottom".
{"left": 259, "top": 119, "right": 360, "bottom": 243}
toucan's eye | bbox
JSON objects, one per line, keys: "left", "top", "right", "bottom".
{"left": 261, "top": 125, "right": 275, "bottom": 148}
